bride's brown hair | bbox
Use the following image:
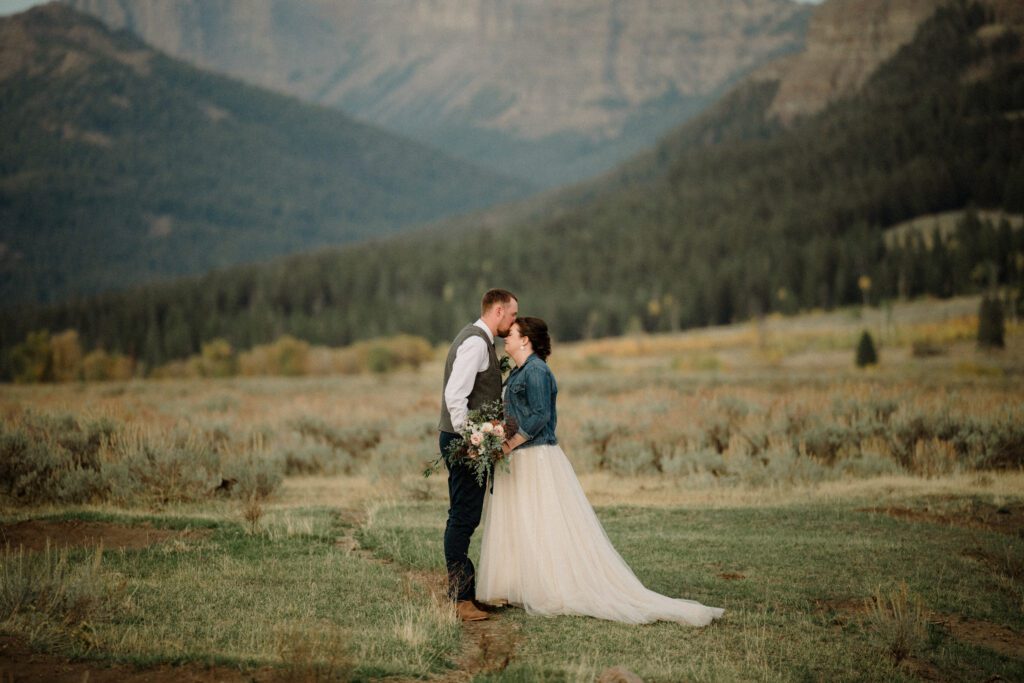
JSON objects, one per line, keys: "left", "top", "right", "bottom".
{"left": 515, "top": 317, "right": 552, "bottom": 360}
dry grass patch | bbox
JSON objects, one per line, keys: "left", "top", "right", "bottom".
{"left": 866, "top": 582, "right": 928, "bottom": 663}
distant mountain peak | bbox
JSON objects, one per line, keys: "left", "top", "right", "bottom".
{"left": 1, "top": 3, "right": 152, "bottom": 82}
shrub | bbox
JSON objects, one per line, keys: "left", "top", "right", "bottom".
{"left": 366, "top": 345, "right": 397, "bottom": 374}
{"left": 239, "top": 335, "right": 310, "bottom": 376}
{"left": 0, "top": 413, "right": 283, "bottom": 506}
{"left": 9, "top": 330, "right": 52, "bottom": 383}
{"left": 291, "top": 417, "right": 381, "bottom": 456}
{"left": 0, "top": 413, "right": 115, "bottom": 504}
{"left": 280, "top": 444, "right": 353, "bottom": 476}
{"left": 82, "top": 350, "right": 135, "bottom": 381}
{"left": 220, "top": 454, "right": 282, "bottom": 501}
{"left": 855, "top": 330, "right": 878, "bottom": 367}
{"left": 866, "top": 582, "right": 928, "bottom": 664}
{"left": 910, "top": 339, "right": 946, "bottom": 357}
{"left": 200, "top": 338, "right": 238, "bottom": 377}
{"left": 580, "top": 420, "right": 629, "bottom": 469}
{"left": 102, "top": 429, "right": 222, "bottom": 504}
{"left": 50, "top": 330, "right": 83, "bottom": 382}
{"left": 605, "top": 439, "right": 657, "bottom": 476}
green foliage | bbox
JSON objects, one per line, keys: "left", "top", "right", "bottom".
{"left": 238, "top": 336, "right": 310, "bottom": 376}
{"left": 977, "top": 295, "right": 1006, "bottom": 348}
{"left": 79, "top": 349, "right": 134, "bottom": 381}
{"left": 199, "top": 338, "right": 237, "bottom": 377}
{"left": 9, "top": 331, "right": 53, "bottom": 384}
{"left": 855, "top": 330, "right": 879, "bottom": 367}
{"left": 366, "top": 345, "right": 396, "bottom": 375}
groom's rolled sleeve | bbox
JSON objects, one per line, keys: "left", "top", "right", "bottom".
{"left": 516, "top": 367, "right": 552, "bottom": 440}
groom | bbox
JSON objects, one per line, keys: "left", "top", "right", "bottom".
{"left": 439, "top": 288, "right": 518, "bottom": 621}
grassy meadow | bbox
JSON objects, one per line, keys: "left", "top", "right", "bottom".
{"left": 1, "top": 295, "right": 1022, "bottom": 681}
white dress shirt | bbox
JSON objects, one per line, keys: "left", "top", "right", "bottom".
{"left": 443, "top": 319, "right": 494, "bottom": 431}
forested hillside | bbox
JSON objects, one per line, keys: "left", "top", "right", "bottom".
{"left": 2, "top": 2, "right": 1022, "bottom": 376}
{"left": 0, "top": 5, "right": 531, "bottom": 304}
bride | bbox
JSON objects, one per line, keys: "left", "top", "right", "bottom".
{"left": 476, "top": 316, "right": 724, "bottom": 626}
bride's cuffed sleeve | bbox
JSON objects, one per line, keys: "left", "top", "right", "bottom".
{"left": 514, "top": 365, "right": 552, "bottom": 441}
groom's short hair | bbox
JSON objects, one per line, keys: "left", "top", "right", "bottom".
{"left": 481, "top": 288, "right": 517, "bottom": 314}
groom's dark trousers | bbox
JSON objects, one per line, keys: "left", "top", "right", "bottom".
{"left": 441, "top": 430, "right": 487, "bottom": 602}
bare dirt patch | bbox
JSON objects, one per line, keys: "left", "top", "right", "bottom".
{"left": 930, "top": 613, "right": 1024, "bottom": 661}
{"left": 815, "top": 598, "right": 1024, "bottom": 661}
{"left": 0, "top": 519, "right": 209, "bottom": 552}
{"left": 858, "top": 499, "right": 1024, "bottom": 537}
{"left": 0, "top": 635, "right": 277, "bottom": 683}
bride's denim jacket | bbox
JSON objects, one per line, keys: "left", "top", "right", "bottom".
{"left": 504, "top": 353, "right": 558, "bottom": 449}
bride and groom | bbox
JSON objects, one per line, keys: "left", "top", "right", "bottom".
{"left": 439, "top": 289, "right": 724, "bottom": 625}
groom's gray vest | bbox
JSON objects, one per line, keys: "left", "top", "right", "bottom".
{"left": 439, "top": 324, "right": 501, "bottom": 434}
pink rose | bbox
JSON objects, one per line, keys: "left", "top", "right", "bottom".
{"left": 470, "top": 432, "right": 483, "bottom": 446}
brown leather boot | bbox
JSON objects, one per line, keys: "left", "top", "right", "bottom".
{"left": 456, "top": 600, "right": 488, "bottom": 621}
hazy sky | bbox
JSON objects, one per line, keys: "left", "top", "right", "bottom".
{"left": 0, "top": 0, "right": 46, "bottom": 15}
{"left": 2, "top": 0, "right": 826, "bottom": 17}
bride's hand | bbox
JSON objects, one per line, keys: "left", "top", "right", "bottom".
{"left": 501, "top": 441, "right": 512, "bottom": 456}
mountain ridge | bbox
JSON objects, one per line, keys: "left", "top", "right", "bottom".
{"left": 63, "top": 0, "right": 812, "bottom": 186}
{"left": 0, "top": 3, "right": 532, "bottom": 304}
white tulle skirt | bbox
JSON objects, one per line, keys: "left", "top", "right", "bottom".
{"left": 476, "top": 444, "right": 724, "bottom": 626}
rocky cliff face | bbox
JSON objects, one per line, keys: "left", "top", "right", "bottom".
{"left": 63, "top": 0, "right": 810, "bottom": 185}
{"left": 763, "top": 0, "right": 944, "bottom": 123}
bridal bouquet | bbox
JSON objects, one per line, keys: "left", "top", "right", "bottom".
{"left": 425, "top": 400, "right": 517, "bottom": 487}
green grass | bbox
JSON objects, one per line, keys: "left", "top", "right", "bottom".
{"left": 360, "top": 499, "right": 1024, "bottom": 682}
{"left": 1, "top": 507, "right": 460, "bottom": 679}
{"left": 2, "top": 491, "right": 1022, "bottom": 680}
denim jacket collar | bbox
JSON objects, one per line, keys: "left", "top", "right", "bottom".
{"left": 509, "top": 352, "right": 541, "bottom": 377}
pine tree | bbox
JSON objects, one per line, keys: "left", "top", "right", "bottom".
{"left": 977, "top": 295, "right": 1005, "bottom": 349}
{"left": 855, "top": 330, "right": 879, "bottom": 367}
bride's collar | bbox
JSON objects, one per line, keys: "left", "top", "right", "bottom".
{"left": 513, "top": 352, "right": 536, "bottom": 369}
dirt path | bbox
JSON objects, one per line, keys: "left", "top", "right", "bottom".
{"left": 333, "top": 508, "right": 520, "bottom": 682}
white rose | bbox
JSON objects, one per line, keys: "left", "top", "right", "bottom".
{"left": 481, "top": 422, "right": 494, "bottom": 433}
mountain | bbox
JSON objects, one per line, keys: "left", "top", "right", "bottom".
{"left": 62, "top": 0, "right": 812, "bottom": 187}
{"left": 3, "top": 0, "right": 1022, "bottom": 373}
{"left": 765, "top": 0, "right": 947, "bottom": 123}
{"left": 0, "top": 4, "right": 532, "bottom": 304}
